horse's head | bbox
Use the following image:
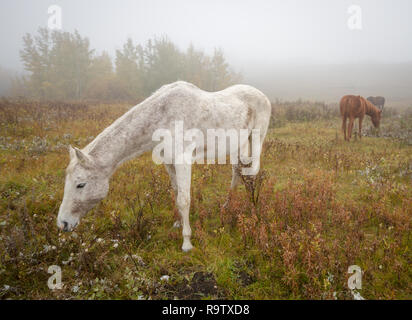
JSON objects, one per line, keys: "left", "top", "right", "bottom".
{"left": 57, "top": 146, "right": 109, "bottom": 232}
{"left": 371, "top": 109, "right": 382, "bottom": 128}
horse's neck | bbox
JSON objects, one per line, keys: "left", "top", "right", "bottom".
{"left": 365, "top": 101, "right": 378, "bottom": 117}
{"left": 84, "top": 103, "right": 155, "bottom": 174}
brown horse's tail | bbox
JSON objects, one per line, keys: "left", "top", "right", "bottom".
{"left": 339, "top": 96, "right": 347, "bottom": 117}
{"left": 340, "top": 96, "right": 350, "bottom": 136}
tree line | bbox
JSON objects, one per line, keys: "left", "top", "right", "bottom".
{"left": 13, "top": 28, "right": 241, "bottom": 101}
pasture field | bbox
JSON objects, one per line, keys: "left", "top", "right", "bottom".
{"left": 0, "top": 100, "right": 411, "bottom": 299}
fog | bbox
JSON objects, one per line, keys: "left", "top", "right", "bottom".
{"left": 1, "top": 0, "right": 411, "bottom": 102}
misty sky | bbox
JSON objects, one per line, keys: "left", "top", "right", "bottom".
{"left": 1, "top": 0, "right": 411, "bottom": 73}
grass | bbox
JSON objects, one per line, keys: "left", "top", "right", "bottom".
{"left": 0, "top": 100, "right": 411, "bottom": 299}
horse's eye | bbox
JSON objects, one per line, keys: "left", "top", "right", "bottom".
{"left": 77, "top": 183, "right": 86, "bottom": 189}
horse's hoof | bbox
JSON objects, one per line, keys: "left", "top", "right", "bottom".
{"left": 182, "top": 243, "right": 193, "bottom": 252}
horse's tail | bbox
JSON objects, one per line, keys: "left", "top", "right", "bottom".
{"left": 340, "top": 95, "right": 349, "bottom": 117}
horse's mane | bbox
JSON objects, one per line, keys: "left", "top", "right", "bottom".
{"left": 361, "top": 97, "right": 380, "bottom": 116}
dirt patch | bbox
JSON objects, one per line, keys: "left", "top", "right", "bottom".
{"left": 166, "top": 271, "right": 219, "bottom": 299}
{"left": 238, "top": 270, "right": 255, "bottom": 287}
{"left": 233, "top": 259, "right": 256, "bottom": 287}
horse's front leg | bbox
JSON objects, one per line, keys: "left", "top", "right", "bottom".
{"left": 175, "top": 163, "right": 193, "bottom": 252}
{"left": 164, "top": 164, "right": 177, "bottom": 193}
{"left": 164, "top": 164, "right": 181, "bottom": 228}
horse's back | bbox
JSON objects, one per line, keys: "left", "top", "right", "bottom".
{"left": 219, "top": 84, "right": 271, "bottom": 116}
{"left": 367, "top": 96, "right": 385, "bottom": 107}
{"left": 144, "top": 81, "right": 271, "bottom": 133}
{"left": 168, "top": 82, "right": 270, "bottom": 111}
{"left": 161, "top": 81, "right": 269, "bottom": 108}
{"left": 376, "top": 96, "right": 385, "bottom": 106}
{"left": 340, "top": 95, "right": 355, "bottom": 116}
{"left": 170, "top": 81, "right": 270, "bottom": 119}
{"left": 340, "top": 95, "right": 363, "bottom": 117}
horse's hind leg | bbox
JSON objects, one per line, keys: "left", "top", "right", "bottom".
{"left": 174, "top": 163, "right": 193, "bottom": 252}
{"left": 224, "top": 123, "right": 267, "bottom": 207}
{"left": 244, "top": 128, "right": 265, "bottom": 176}
{"left": 358, "top": 117, "right": 363, "bottom": 140}
{"left": 222, "top": 164, "right": 241, "bottom": 209}
{"left": 348, "top": 117, "right": 355, "bottom": 141}
{"left": 230, "top": 164, "right": 242, "bottom": 190}
{"left": 342, "top": 116, "right": 347, "bottom": 141}
{"left": 223, "top": 133, "right": 260, "bottom": 208}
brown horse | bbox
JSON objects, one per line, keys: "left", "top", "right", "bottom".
{"left": 340, "top": 95, "right": 382, "bottom": 141}
{"left": 367, "top": 96, "right": 385, "bottom": 110}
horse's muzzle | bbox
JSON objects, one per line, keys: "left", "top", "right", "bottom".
{"left": 57, "top": 218, "right": 78, "bottom": 232}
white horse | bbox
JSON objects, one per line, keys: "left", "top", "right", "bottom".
{"left": 57, "top": 81, "right": 271, "bottom": 251}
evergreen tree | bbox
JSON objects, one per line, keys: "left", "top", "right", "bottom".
{"left": 20, "top": 28, "right": 93, "bottom": 100}
{"left": 115, "top": 38, "right": 144, "bottom": 100}
{"left": 19, "top": 29, "right": 241, "bottom": 101}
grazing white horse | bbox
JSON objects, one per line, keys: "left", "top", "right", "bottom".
{"left": 57, "top": 81, "right": 271, "bottom": 251}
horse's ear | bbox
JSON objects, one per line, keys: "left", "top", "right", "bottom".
{"left": 71, "top": 146, "right": 94, "bottom": 166}
{"left": 69, "top": 145, "right": 76, "bottom": 159}
{"left": 75, "top": 147, "right": 90, "bottom": 164}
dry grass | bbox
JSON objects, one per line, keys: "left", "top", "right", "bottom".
{"left": 0, "top": 99, "right": 411, "bottom": 299}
